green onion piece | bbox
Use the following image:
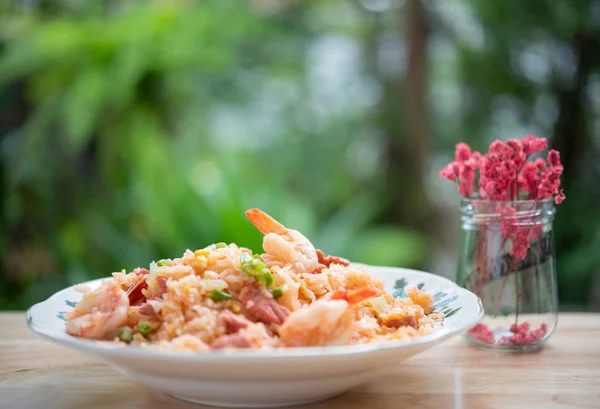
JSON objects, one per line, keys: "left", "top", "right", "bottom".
{"left": 210, "top": 289, "right": 233, "bottom": 301}
{"left": 272, "top": 287, "right": 283, "bottom": 298}
{"left": 215, "top": 242, "right": 227, "bottom": 249}
{"left": 261, "top": 268, "right": 274, "bottom": 287}
{"left": 156, "top": 259, "right": 169, "bottom": 267}
{"left": 116, "top": 327, "right": 133, "bottom": 344}
{"left": 240, "top": 252, "right": 253, "bottom": 268}
{"left": 240, "top": 253, "right": 265, "bottom": 278}
{"left": 240, "top": 253, "right": 274, "bottom": 287}
{"left": 138, "top": 321, "right": 151, "bottom": 338}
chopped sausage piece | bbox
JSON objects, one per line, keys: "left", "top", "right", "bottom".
{"left": 312, "top": 250, "right": 350, "bottom": 273}
{"left": 211, "top": 333, "right": 253, "bottom": 349}
{"left": 154, "top": 276, "right": 169, "bottom": 299}
{"left": 239, "top": 285, "right": 290, "bottom": 325}
{"left": 127, "top": 279, "right": 148, "bottom": 305}
{"left": 126, "top": 269, "right": 153, "bottom": 305}
{"left": 218, "top": 310, "right": 251, "bottom": 334}
{"left": 138, "top": 303, "right": 157, "bottom": 317}
{"left": 382, "top": 314, "right": 418, "bottom": 329}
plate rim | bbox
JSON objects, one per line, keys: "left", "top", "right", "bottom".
{"left": 26, "top": 264, "right": 483, "bottom": 361}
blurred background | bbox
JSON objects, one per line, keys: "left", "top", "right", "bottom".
{"left": 1, "top": 0, "right": 599, "bottom": 311}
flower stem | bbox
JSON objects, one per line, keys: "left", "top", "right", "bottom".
{"left": 475, "top": 224, "right": 487, "bottom": 296}
{"left": 492, "top": 252, "right": 518, "bottom": 318}
{"left": 493, "top": 274, "right": 509, "bottom": 318}
{"left": 514, "top": 267, "right": 519, "bottom": 326}
{"left": 517, "top": 269, "right": 536, "bottom": 301}
{"left": 517, "top": 238, "right": 541, "bottom": 301}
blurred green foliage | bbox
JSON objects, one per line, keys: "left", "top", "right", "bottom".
{"left": 1, "top": 0, "right": 599, "bottom": 310}
{"left": 0, "top": 1, "right": 427, "bottom": 309}
{"left": 437, "top": 0, "right": 600, "bottom": 310}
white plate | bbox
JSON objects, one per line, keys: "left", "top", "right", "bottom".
{"left": 27, "top": 265, "right": 483, "bottom": 408}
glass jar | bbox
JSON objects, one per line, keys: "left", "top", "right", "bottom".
{"left": 456, "top": 198, "right": 558, "bottom": 352}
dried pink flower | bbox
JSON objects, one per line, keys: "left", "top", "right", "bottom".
{"left": 468, "top": 323, "right": 495, "bottom": 344}
{"left": 440, "top": 143, "right": 481, "bottom": 197}
{"left": 455, "top": 142, "right": 472, "bottom": 161}
{"left": 489, "top": 140, "right": 505, "bottom": 154}
{"left": 548, "top": 150, "right": 561, "bottom": 167}
{"left": 555, "top": 189, "right": 566, "bottom": 204}
{"left": 495, "top": 322, "right": 547, "bottom": 345}
{"left": 518, "top": 162, "right": 539, "bottom": 195}
{"left": 439, "top": 135, "right": 565, "bottom": 204}
{"left": 439, "top": 163, "right": 457, "bottom": 182}
{"left": 522, "top": 134, "right": 548, "bottom": 156}
{"left": 536, "top": 149, "right": 564, "bottom": 202}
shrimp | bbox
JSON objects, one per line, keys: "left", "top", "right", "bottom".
{"left": 245, "top": 208, "right": 319, "bottom": 274}
{"left": 65, "top": 280, "right": 129, "bottom": 340}
{"left": 278, "top": 287, "right": 379, "bottom": 347}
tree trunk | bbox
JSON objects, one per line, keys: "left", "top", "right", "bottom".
{"left": 550, "top": 32, "right": 600, "bottom": 309}
{"left": 404, "top": 0, "right": 430, "bottom": 178}
{"left": 380, "top": 0, "right": 434, "bottom": 237}
{"left": 551, "top": 33, "right": 599, "bottom": 184}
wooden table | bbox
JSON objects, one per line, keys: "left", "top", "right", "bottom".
{"left": 1, "top": 312, "right": 599, "bottom": 409}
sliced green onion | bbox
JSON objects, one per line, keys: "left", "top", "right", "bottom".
{"left": 116, "top": 326, "right": 133, "bottom": 344}
{"left": 138, "top": 321, "right": 151, "bottom": 338}
{"left": 210, "top": 289, "right": 232, "bottom": 301}
{"left": 240, "top": 253, "right": 274, "bottom": 287}
{"left": 272, "top": 287, "right": 283, "bottom": 298}
{"left": 156, "top": 259, "right": 169, "bottom": 267}
{"left": 240, "top": 252, "right": 253, "bottom": 267}
{"left": 215, "top": 242, "right": 227, "bottom": 249}
{"left": 261, "top": 268, "right": 274, "bottom": 287}
{"left": 240, "top": 253, "right": 264, "bottom": 277}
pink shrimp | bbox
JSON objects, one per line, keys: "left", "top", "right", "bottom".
{"left": 245, "top": 208, "right": 319, "bottom": 274}
{"left": 65, "top": 280, "right": 129, "bottom": 340}
{"left": 278, "top": 287, "right": 379, "bottom": 347}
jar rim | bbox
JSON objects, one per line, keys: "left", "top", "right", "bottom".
{"left": 460, "top": 197, "right": 555, "bottom": 206}
{"left": 459, "top": 197, "right": 556, "bottom": 220}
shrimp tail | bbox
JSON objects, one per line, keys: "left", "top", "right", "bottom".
{"left": 245, "top": 208, "right": 287, "bottom": 235}
{"left": 329, "top": 287, "right": 379, "bottom": 304}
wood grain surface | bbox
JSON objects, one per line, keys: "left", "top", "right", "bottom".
{"left": 1, "top": 312, "right": 599, "bottom": 409}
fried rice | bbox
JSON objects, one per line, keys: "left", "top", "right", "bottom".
{"left": 65, "top": 209, "right": 443, "bottom": 351}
